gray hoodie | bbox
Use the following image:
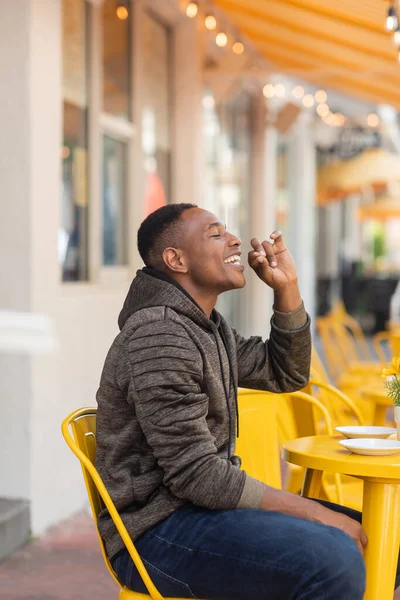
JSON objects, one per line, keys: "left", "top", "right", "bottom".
{"left": 96, "top": 268, "right": 311, "bottom": 559}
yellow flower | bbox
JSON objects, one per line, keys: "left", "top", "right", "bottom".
{"left": 382, "top": 356, "right": 400, "bottom": 379}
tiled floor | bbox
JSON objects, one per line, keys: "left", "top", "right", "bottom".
{"left": 0, "top": 511, "right": 117, "bottom": 600}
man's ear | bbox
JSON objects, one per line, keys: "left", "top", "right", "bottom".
{"left": 162, "top": 248, "right": 188, "bottom": 274}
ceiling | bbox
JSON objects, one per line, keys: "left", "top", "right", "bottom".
{"left": 215, "top": 0, "right": 400, "bottom": 109}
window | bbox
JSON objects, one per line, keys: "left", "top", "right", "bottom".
{"left": 60, "top": 0, "right": 89, "bottom": 282}
{"left": 142, "top": 13, "right": 171, "bottom": 217}
{"left": 103, "top": 136, "right": 128, "bottom": 265}
{"left": 103, "top": 0, "right": 131, "bottom": 120}
{"left": 101, "top": 0, "right": 132, "bottom": 267}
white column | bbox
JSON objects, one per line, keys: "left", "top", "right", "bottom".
{"left": 0, "top": 0, "right": 61, "bottom": 515}
{"left": 172, "top": 16, "right": 203, "bottom": 206}
{"left": 247, "top": 98, "right": 278, "bottom": 337}
{"left": 287, "top": 112, "right": 317, "bottom": 324}
{"left": 0, "top": 0, "right": 34, "bottom": 500}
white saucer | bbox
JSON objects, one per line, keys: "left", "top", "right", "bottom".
{"left": 339, "top": 438, "right": 400, "bottom": 456}
{"left": 336, "top": 426, "right": 396, "bottom": 439}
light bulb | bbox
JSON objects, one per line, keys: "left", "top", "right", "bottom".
{"left": 315, "top": 90, "right": 327, "bottom": 104}
{"left": 232, "top": 42, "right": 244, "bottom": 55}
{"left": 323, "top": 112, "right": 334, "bottom": 126}
{"left": 317, "top": 103, "right": 330, "bottom": 118}
{"left": 292, "top": 85, "right": 304, "bottom": 99}
{"left": 386, "top": 5, "right": 398, "bottom": 31}
{"left": 367, "top": 113, "right": 379, "bottom": 128}
{"left": 186, "top": 2, "right": 198, "bottom": 18}
{"left": 216, "top": 32, "right": 228, "bottom": 47}
{"left": 263, "top": 83, "right": 275, "bottom": 98}
{"left": 116, "top": 5, "right": 129, "bottom": 20}
{"left": 334, "top": 113, "right": 346, "bottom": 127}
{"left": 302, "top": 94, "right": 315, "bottom": 108}
{"left": 202, "top": 95, "right": 215, "bottom": 109}
{"left": 205, "top": 15, "right": 217, "bottom": 30}
{"left": 274, "top": 83, "right": 286, "bottom": 98}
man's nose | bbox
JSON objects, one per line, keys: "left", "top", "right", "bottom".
{"left": 227, "top": 232, "right": 242, "bottom": 248}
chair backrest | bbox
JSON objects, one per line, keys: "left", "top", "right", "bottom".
{"left": 236, "top": 390, "right": 282, "bottom": 489}
{"left": 61, "top": 408, "right": 163, "bottom": 600}
{"left": 237, "top": 388, "right": 334, "bottom": 490}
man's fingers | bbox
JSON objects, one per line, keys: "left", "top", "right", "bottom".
{"left": 247, "top": 250, "right": 267, "bottom": 267}
{"left": 250, "top": 238, "right": 266, "bottom": 256}
{"left": 270, "top": 230, "right": 286, "bottom": 254}
{"left": 262, "top": 241, "right": 277, "bottom": 268}
{"left": 360, "top": 529, "right": 368, "bottom": 548}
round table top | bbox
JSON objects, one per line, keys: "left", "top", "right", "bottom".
{"left": 360, "top": 387, "right": 393, "bottom": 405}
{"left": 282, "top": 435, "right": 400, "bottom": 480}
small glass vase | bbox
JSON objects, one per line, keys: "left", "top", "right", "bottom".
{"left": 395, "top": 406, "right": 400, "bottom": 441}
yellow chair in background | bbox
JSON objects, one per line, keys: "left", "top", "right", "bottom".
{"left": 62, "top": 407, "right": 175, "bottom": 600}
{"left": 238, "top": 388, "right": 347, "bottom": 506}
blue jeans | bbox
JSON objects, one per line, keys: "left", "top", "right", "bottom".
{"left": 112, "top": 501, "right": 399, "bottom": 600}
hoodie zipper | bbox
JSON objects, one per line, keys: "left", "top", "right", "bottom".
{"left": 213, "top": 329, "right": 239, "bottom": 460}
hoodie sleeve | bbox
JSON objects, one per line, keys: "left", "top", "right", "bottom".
{"left": 124, "top": 320, "right": 265, "bottom": 510}
{"left": 234, "top": 303, "right": 311, "bottom": 392}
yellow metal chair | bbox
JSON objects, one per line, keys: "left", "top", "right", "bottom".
{"left": 62, "top": 407, "right": 177, "bottom": 600}
{"left": 306, "top": 378, "right": 365, "bottom": 511}
{"left": 237, "top": 389, "right": 344, "bottom": 504}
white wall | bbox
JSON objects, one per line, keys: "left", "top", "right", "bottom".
{"left": 0, "top": 0, "right": 32, "bottom": 500}
{"left": 0, "top": 0, "right": 143, "bottom": 534}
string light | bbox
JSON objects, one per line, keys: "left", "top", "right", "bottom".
{"left": 205, "top": 14, "right": 217, "bottom": 30}
{"left": 232, "top": 41, "right": 245, "bottom": 54}
{"left": 394, "top": 26, "right": 400, "bottom": 45}
{"left": 263, "top": 83, "right": 275, "bottom": 98}
{"left": 116, "top": 4, "right": 129, "bottom": 20}
{"left": 216, "top": 32, "right": 228, "bottom": 47}
{"left": 302, "top": 94, "right": 315, "bottom": 108}
{"left": 316, "top": 103, "right": 330, "bottom": 117}
{"left": 274, "top": 83, "right": 286, "bottom": 97}
{"left": 315, "top": 90, "right": 327, "bottom": 104}
{"left": 334, "top": 113, "right": 346, "bottom": 127}
{"left": 367, "top": 113, "right": 379, "bottom": 127}
{"left": 202, "top": 95, "right": 215, "bottom": 109}
{"left": 186, "top": 1, "right": 198, "bottom": 18}
{"left": 386, "top": 3, "right": 398, "bottom": 31}
{"left": 292, "top": 85, "right": 304, "bottom": 99}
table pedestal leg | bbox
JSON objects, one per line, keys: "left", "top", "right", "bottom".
{"left": 362, "top": 481, "right": 400, "bottom": 600}
{"left": 301, "top": 468, "right": 323, "bottom": 498}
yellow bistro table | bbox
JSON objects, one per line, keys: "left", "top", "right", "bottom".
{"left": 360, "top": 388, "right": 394, "bottom": 427}
{"left": 282, "top": 435, "right": 400, "bottom": 600}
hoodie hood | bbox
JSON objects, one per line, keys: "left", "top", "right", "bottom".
{"left": 118, "top": 268, "right": 221, "bottom": 331}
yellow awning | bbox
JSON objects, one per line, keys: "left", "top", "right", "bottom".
{"left": 216, "top": 0, "right": 400, "bottom": 109}
{"left": 358, "top": 195, "right": 400, "bottom": 220}
{"left": 317, "top": 149, "right": 400, "bottom": 203}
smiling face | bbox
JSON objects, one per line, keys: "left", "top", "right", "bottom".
{"left": 170, "top": 207, "right": 246, "bottom": 293}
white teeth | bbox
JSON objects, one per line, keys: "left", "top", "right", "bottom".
{"left": 224, "top": 255, "right": 241, "bottom": 264}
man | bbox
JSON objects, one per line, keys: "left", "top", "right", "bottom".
{"left": 96, "top": 204, "right": 398, "bottom": 599}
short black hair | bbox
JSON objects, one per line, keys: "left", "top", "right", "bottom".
{"left": 137, "top": 203, "right": 197, "bottom": 268}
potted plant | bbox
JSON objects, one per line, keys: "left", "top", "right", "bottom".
{"left": 382, "top": 357, "right": 400, "bottom": 440}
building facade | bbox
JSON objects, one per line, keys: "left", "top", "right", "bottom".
{"left": 0, "top": 0, "right": 317, "bottom": 554}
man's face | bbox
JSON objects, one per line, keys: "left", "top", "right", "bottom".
{"left": 179, "top": 208, "right": 246, "bottom": 292}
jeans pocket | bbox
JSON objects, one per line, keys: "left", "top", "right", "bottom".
{"left": 141, "top": 558, "right": 198, "bottom": 599}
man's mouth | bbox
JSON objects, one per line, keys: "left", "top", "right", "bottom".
{"left": 223, "top": 254, "right": 241, "bottom": 266}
